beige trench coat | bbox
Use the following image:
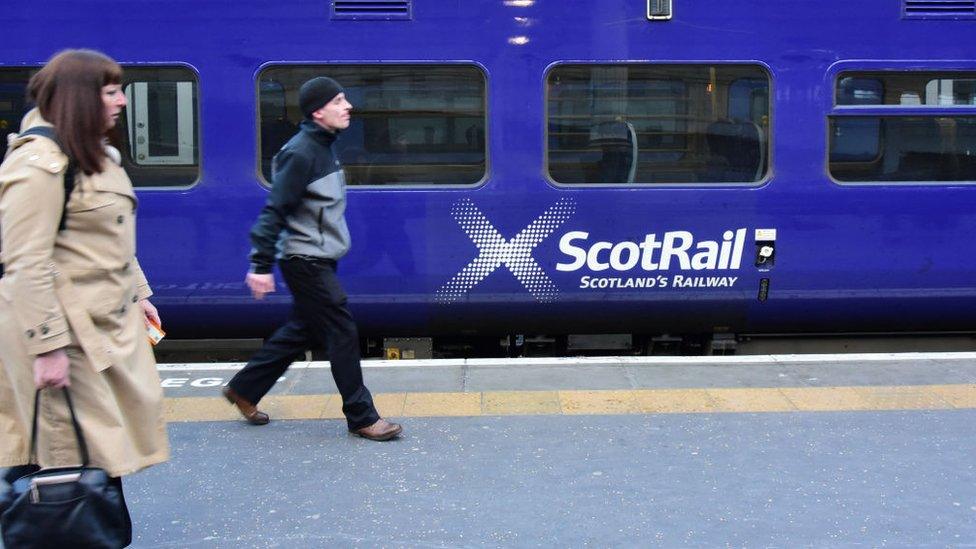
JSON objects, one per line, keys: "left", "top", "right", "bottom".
{"left": 0, "top": 110, "right": 168, "bottom": 477}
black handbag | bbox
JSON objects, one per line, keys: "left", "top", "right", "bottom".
{"left": 1, "top": 388, "right": 132, "bottom": 549}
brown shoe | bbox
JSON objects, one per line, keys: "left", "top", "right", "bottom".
{"left": 222, "top": 387, "right": 270, "bottom": 425}
{"left": 351, "top": 419, "right": 402, "bottom": 441}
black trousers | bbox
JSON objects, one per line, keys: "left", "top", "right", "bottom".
{"left": 228, "top": 257, "right": 379, "bottom": 431}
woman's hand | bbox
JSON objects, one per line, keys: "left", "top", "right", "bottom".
{"left": 33, "top": 348, "right": 70, "bottom": 389}
{"left": 140, "top": 298, "right": 161, "bottom": 328}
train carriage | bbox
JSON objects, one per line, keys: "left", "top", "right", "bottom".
{"left": 4, "top": 0, "right": 976, "bottom": 352}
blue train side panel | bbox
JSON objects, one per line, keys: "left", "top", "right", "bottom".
{"left": 4, "top": 0, "right": 976, "bottom": 337}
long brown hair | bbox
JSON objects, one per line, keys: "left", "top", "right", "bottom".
{"left": 27, "top": 49, "right": 122, "bottom": 175}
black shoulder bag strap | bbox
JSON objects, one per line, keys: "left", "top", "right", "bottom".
{"left": 0, "top": 127, "right": 76, "bottom": 279}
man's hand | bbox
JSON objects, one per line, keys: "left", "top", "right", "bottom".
{"left": 246, "top": 272, "right": 276, "bottom": 300}
{"left": 34, "top": 348, "right": 70, "bottom": 389}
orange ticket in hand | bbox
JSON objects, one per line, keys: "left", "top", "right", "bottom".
{"left": 147, "top": 318, "right": 166, "bottom": 346}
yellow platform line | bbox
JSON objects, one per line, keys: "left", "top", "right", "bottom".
{"left": 163, "top": 384, "right": 976, "bottom": 423}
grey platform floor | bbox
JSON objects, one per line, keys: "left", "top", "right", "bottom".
{"left": 156, "top": 353, "right": 976, "bottom": 398}
{"left": 5, "top": 354, "right": 976, "bottom": 548}
{"left": 126, "top": 410, "right": 976, "bottom": 548}
{"left": 136, "top": 355, "right": 976, "bottom": 546}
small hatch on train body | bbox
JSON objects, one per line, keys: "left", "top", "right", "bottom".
{"left": 903, "top": 0, "right": 976, "bottom": 19}
{"left": 647, "top": 0, "right": 672, "bottom": 20}
{"left": 331, "top": 0, "right": 412, "bottom": 21}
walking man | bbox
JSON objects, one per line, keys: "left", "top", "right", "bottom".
{"left": 223, "top": 76, "right": 402, "bottom": 441}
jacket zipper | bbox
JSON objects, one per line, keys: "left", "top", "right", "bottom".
{"left": 317, "top": 207, "right": 325, "bottom": 246}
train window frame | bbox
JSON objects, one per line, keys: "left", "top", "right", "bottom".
{"left": 0, "top": 63, "right": 202, "bottom": 190}
{"left": 254, "top": 62, "right": 489, "bottom": 190}
{"left": 543, "top": 61, "right": 773, "bottom": 188}
{"left": 827, "top": 62, "right": 976, "bottom": 186}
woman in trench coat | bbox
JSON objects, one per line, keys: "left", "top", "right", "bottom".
{"left": 0, "top": 50, "right": 169, "bottom": 490}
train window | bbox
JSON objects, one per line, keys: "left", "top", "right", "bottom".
{"left": 728, "top": 78, "right": 769, "bottom": 126}
{"left": 833, "top": 77, "right": 883, "bottom": 163}
{"left": 119, "top": 67, "right": 199, "bottom": 186}
{"left": 257, "top": 65, "right": 486, "bottom": 186}
{"left": 259, "top": 80, "right": 288, "bottom": 182}
{"left": 830, "top": 118, "right": 881, "bottom": 163}
{"left": 831, "top": 71, "right": 976, "bottom": 183}
{"left": 836, "top": 77, "right": 883, "bottom": 106}
{"left": 546, "top": 64, "right": 770, "bottom": 185}
{"left": 0, "top": 69, "right": 33, "bottom": 160}
{"left": 836, "top": 72, "right": 976, "bottom": 106}
{"left": 830, "top": 116, "right": 976, "bottom": 182}
{"left": 0, "top": 66, "right": 199, "bottom": 187}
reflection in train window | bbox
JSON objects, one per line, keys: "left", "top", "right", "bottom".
{"left": 836, "top": 71, "right": 976, "bottom": 106}
{"left": 836, "top": 76, "right": 883, "bottom": 106}
{"left": 0, "top": 69, "right": 33, "bottom": 160}
{"left": 0, "top": 66, "right": 199, "bottom": 187}
{"left": 257, "top": 65, "right": 486, "bottom": 186}
{"left": 829, "top": 116, "right": 976, "bottom": 182}
{"left": 546, "top": 64, "right": 770, "bottom": 185}
{"left": 728, "top": 77, "right": 769, "bottom": 127}
{"left": 833, "top": 77, "right": 883, "bottom": 163}
{"left": 259, "top": 80, "right": 289, "bottom": 182}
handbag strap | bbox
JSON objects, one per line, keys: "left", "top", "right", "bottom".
{"left": 29, "top": 388, "right": 91, "bottom": 467}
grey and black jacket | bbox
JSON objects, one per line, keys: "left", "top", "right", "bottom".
{"left": 249, "top": 120, "right": 351, "bottom": 274}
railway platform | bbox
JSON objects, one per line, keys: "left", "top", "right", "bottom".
{"left": 5, "top": 352, "right": 976, "bottom": 547}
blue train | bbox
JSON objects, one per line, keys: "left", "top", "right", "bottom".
{"left": 4, "top": 0, "right": 976, "bottom": 349}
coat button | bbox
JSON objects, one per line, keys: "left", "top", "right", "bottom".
{"left": 26, "top": 329, "right": 35, "bottom": 338}
{"left": 122, "top": 262, "right": 130, "bottom": 271}
{"left": 132, "top": 295, "right": 138, "bottom": 303}
{"left": 119, "top": 306, "right": 127, "bottom": 315}
{"left": 41, "top": 325, "right": 49, "bottom": 335}
{"left": 49, "top": 163, "right": 61, "bottom": 171}
{"left": 117, "top": 215, "right": 125, "bottom": 224}
{"left": 28, "top": 154, "right": 40, "bottom": 161}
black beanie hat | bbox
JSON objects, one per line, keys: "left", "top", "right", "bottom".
{"left": 299, "top": 77, "right": 344, "bottom": 118}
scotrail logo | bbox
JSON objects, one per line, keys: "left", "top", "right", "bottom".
{"left": 435, "top": 197, "right": 577, "bottom": 303}
{"left": 436, "top": 197, "right": 755, "bottom": 302}
{"left": 556, "top": 228, "right": 747, "bottom": 290}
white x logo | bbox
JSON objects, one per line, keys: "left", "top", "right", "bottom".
{"left": 435, "top": 197, "right": 577, "bottom": 303}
